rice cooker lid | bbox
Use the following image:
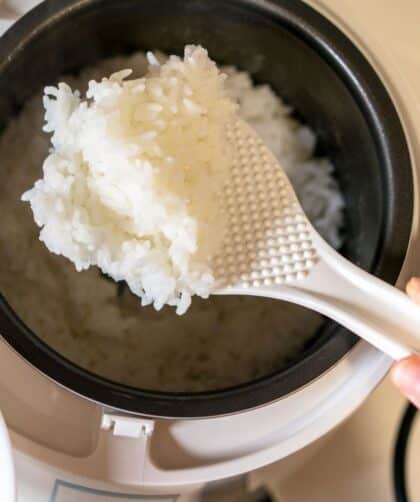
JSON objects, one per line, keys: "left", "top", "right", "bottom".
{"left": 0, "top": 0, "right": 413, "bottom": 418}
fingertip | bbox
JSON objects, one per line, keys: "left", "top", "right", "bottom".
{"left": 406, "top": 277, "right": 420, "bottom": 304}
{"left": 392, "top": 355, "right": 420, "bottom": 408}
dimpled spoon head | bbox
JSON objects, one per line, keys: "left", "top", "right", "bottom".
{"left": 212, "top": 118, "right": 318, "bottom": 291}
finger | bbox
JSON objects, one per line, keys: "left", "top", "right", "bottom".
{"left": 406, "top": 277, "right": 420, "bottom": 305}
{"left": 391, "top": 355, "right": 420, "bottom": 408}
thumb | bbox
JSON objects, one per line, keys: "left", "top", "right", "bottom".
{"left": 391, "top": 355, "right": 420, "bottom": 408}
{"left": 390, "top": 278, "right": 420, "bottom": 407}
{"left": 406, "top": 277, "right": 420, "bottom": 305}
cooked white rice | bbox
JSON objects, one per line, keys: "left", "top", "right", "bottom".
{"left": 0, "top": 50, "right": 344, "bottom": 391}
{"left": 22, "top": 46, "right": 236, "bottom": 315}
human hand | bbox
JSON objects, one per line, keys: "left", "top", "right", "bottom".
{"left": 391, "top": 278, "right": 420, "bottom": 408}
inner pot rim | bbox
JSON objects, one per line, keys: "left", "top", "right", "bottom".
{"left": 0, "top": 0, "right": 413, "bottom": 418}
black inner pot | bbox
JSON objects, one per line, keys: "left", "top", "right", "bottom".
{"left": 0, "top": 0, "right": 413, "bottom": 417}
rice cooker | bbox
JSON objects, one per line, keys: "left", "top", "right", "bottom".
{"left": 0, "top": 0, "right": 419, "bottom": 500}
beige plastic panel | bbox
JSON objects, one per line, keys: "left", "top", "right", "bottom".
{"left": 0, "top": 340, "right": 101, "bottom": 457}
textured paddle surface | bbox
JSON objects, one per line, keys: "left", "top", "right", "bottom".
{"left": 213, "top": 119, "right": 318, "bottom": 289}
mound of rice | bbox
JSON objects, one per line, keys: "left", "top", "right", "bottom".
{"left": 22, "top": 46, "right": 235, "bottom": 314}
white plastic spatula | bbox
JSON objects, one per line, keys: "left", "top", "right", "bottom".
{"left": 213, "top": 118, "right": 419, "bottom": 360}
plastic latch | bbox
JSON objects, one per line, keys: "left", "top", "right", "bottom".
{"left": 101, "top": 413, "right": 154, "bottom": 439}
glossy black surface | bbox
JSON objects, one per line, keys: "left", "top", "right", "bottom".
{"left": 0, "top": 0, "right": 413, "bottom": 417}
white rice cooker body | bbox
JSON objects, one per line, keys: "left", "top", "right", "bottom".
{"left": 0, "top": 0, "right": 419, "bottom": 500}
